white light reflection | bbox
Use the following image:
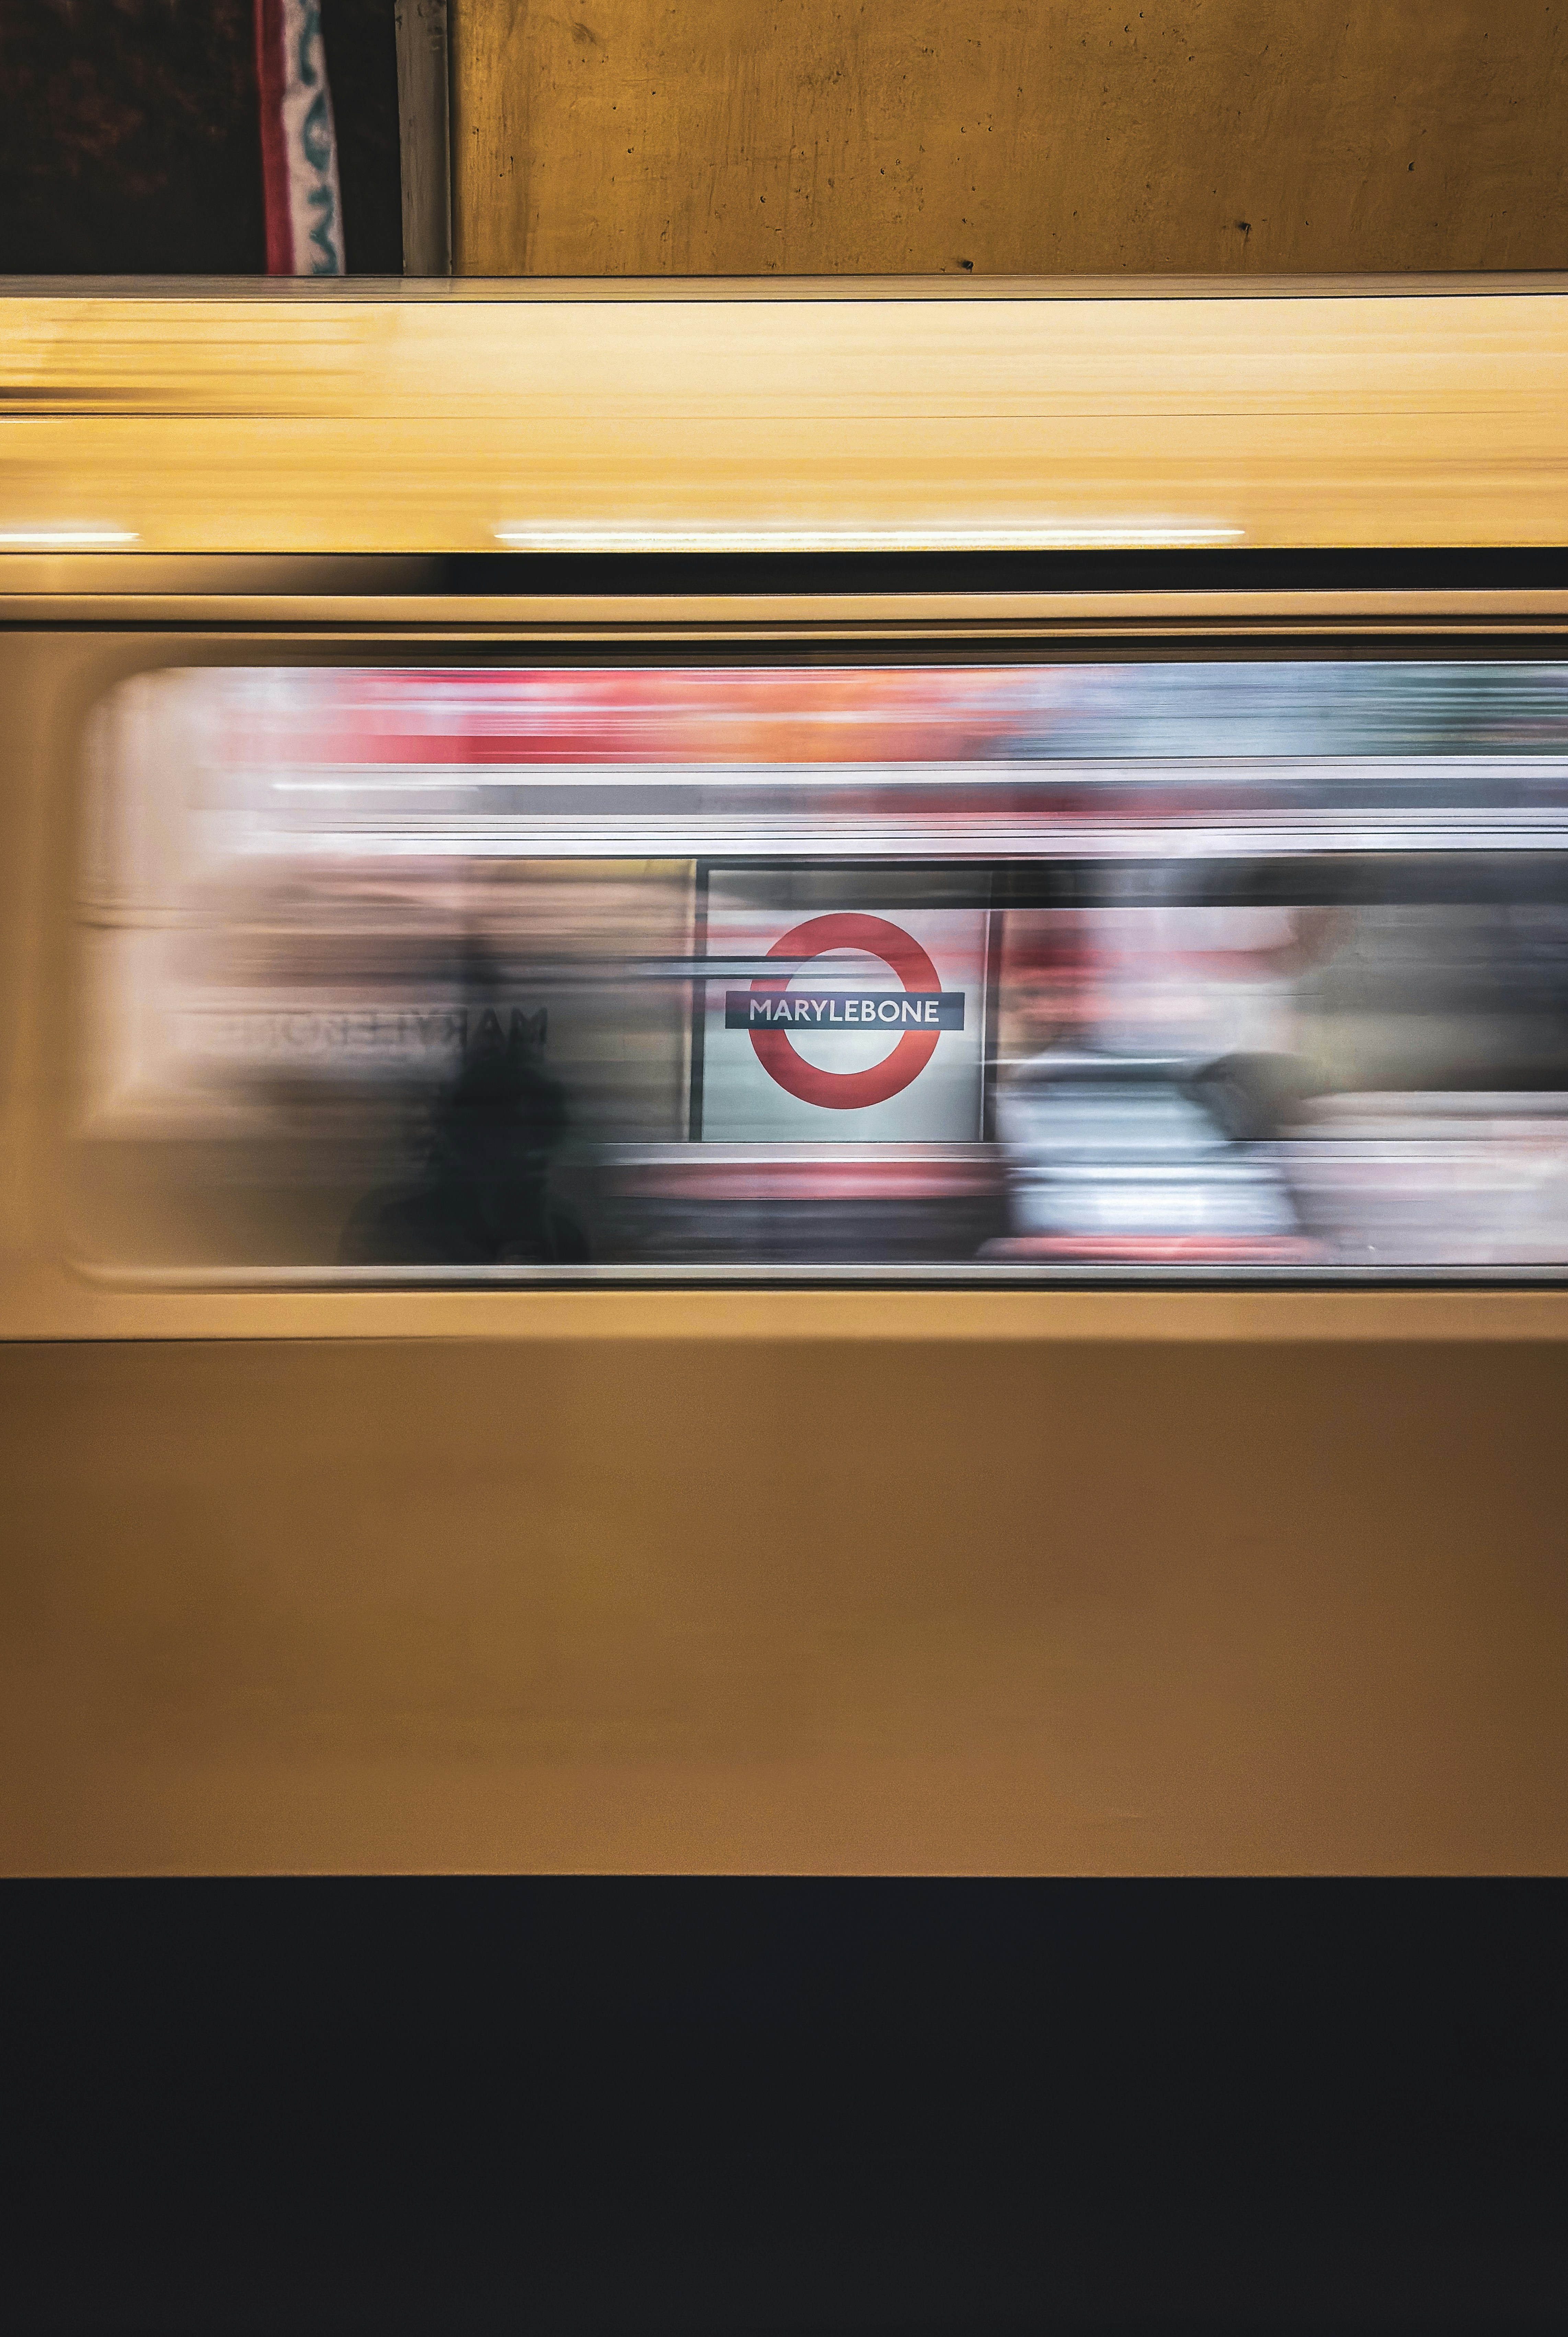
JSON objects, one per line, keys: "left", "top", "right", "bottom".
{"left": 492, "top": 523, "right": 1246, "bottom": 552}
{"left": 0, "top": 527, "right": 139, "bottom": 548}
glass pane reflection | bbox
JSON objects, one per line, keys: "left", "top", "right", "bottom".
{"left": 78, "top": 660, "right": 1568, "bottom": 1276}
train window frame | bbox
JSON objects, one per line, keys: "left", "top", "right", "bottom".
{"left": 38, "top": 612, "right": 1568, "bottom": 1295}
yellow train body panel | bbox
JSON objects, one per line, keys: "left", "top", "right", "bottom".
{"left": 0, "top": 275, "right": 1563, "bottom": 551}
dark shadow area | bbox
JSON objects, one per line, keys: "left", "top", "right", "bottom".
{"left": 340, "top": 966, "right": 587, "bottom": 1267}
{"left": 2, "top": 1879, "right": 1565, "bottom": 2334}
{"left": 434, "top": 547, "right": 1568, "bottom": 598}
{"left": 0, "top": 0, "right": 399, "bottom": 276}
{"left": 324, "top": 0, "right": 403, "bottom": 278}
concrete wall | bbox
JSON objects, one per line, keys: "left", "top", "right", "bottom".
{"left": 453, "top": 0, "right": 1568, "bottom": 276}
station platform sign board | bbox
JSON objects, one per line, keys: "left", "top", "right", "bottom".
{"left": 698, "top": 883, "right": 988, "bottom": 1142}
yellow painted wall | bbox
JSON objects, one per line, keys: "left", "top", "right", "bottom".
{"left": 453, "top": 0, "right": 1568, "bottom": 277}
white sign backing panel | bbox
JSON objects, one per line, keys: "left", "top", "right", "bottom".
{"left": 699, "top": 887, "right": 988, "bottom": 1142}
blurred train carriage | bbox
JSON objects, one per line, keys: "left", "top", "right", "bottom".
{"left": 3, "top": 276, "right": 1568, "bottom": 1877}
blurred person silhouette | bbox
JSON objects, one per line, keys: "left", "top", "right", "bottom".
{"left": 1005, "top": 905, "right": 1344, "bottom": 1131}
{"left": 341, "top": 948, "right": 587, "bottom": 1266}
{"left": 992, "top": 913, "right": 1335, "bottom": 1254}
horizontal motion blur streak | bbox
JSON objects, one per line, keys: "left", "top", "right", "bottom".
{"left": 76, "top": 657, "right": 1568, "bottom": 1284}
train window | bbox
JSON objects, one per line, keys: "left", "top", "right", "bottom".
{"left": 76, "top": 658, "right": 1568, "bottom": 1280}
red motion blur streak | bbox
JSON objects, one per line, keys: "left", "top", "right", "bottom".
{"left": 225, "top": 668, "right": 1065, "bottom": 767}
{"left": 981, "top": 1236, "right": 1329, "bottom": 1262}
{"left": 615, "top": 1160, "right": 1000, "bottom": 1201}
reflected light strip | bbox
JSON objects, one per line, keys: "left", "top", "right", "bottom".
{"left": 492, "top": 524, "right": 1246, "bottom": 552}
{"left": 0, "top": 527, "right": 139, "bottom": 548}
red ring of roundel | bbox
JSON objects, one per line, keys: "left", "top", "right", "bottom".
{"left": 747, "top": 913, "right": 945, "bottom": 1110}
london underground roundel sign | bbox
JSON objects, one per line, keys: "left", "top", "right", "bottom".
{"left": 744, "top": 913, "right": 951, "bottom": 1111}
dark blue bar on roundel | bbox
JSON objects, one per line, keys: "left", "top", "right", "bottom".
{"left": 724, "top": 989, "right": 965, "bottom": 1032}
